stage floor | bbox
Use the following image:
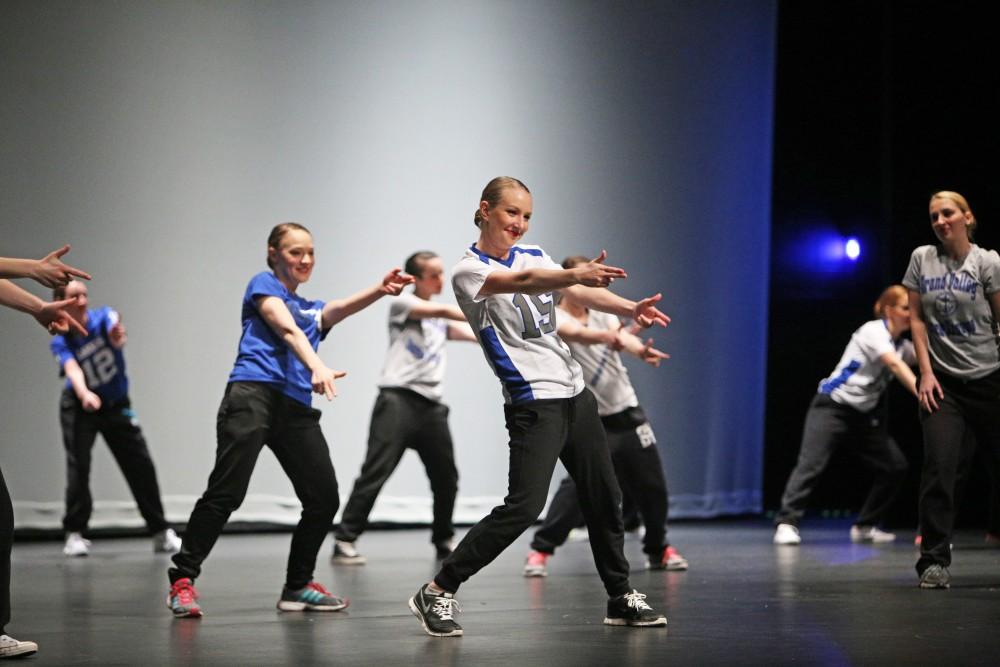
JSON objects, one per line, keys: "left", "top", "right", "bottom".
{"left": 8, "top": 519, "right": 1000, "bottom": 665}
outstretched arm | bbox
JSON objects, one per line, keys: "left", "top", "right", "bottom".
{"left": 879, "top": 350, "right": 917, "bottom": 398}
{"left": 321, "top": 269, "right": 414, "bottom": 329}
{"left": 560, "top": 286, "right": 670, "bottom": 329}
{"left": 447, "top": 322, "right": 478, "bottom": 342}
{"left": 616, "top": 323, "right": 670, "bottom": 367}
{"left": 257, "top": 295, "right": 346, "bottom": 401}
{"left": 556, "top": 316, "right": 621, "bottom": 348}
{"left": 479, "top": 250, "right": 626, "bottom": 297}
{"left": 408, "top": 301, "right": 467, "bottom": 321}
{"left": 0, "top": 280, "right": 86, "bottom": 335}
{"left": 0, "top": 245, "right": 92, "bottom": 286}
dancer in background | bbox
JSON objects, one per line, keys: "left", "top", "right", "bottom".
{"left": 0, "top": 245, "right": 90, "bottom": 660}
{"left": 905, "top": 191, "right": 1000, "bottom": 589}
{"left": 166, "top": 223, "right": 412, "bottom": 618}
{"left": 50, "top": 280, "right": 181, "bottom": 557}
{"left": 332, "top": 251, "right": 476, "bottom": 565}
{"left": 773, "top": 285, "right": 916, "bottom": 546}
{"left": 408, "top": 177, "right": 669, "bottom": 637}
{"left": 523, "top": 255, "right": 684, "bottom": 577}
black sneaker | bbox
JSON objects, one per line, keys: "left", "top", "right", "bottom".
{"left": 408, "top": 584, "right": 463, "bottom": 637}
{"left": 918, "top": 564, "right": 951, "bottom": 589}
{"left": 604, "top": 589, "right": 667, "bottom": 627}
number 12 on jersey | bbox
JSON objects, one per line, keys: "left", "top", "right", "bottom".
{"left": 512, "top": 293, "right": 557, "bottom": 340}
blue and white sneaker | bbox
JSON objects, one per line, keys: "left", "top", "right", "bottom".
{"left": 277, "top": 581, "right": 349, "bottom": 611}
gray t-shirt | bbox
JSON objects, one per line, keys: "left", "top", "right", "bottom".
{"left": 378, "top": 292, "right": 448, "bottom": 402}
{"left": 902, "top": 244, "right": 1000, "bottom": 379}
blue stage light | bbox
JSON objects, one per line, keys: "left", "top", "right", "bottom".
{"left": 844, "top": 238, "right": 860, "bottom": 261}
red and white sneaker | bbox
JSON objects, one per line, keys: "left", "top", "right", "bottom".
{"left": 647, "top": 545, "right": 689, "bottom": 571}
{"left": 523, "top": 550, "right": 550, "bottom": 577}
{"left": 167, "top": 577, "right": 203, "bottom": 618}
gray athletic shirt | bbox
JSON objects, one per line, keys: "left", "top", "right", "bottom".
{"left": 377, "top": 292, "right": 448, "bottom": 402}
{"left": 902, "top": 244, "right": 1000, "bottom": 379}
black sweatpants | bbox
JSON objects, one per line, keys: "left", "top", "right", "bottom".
{"left": 1, "top": 466, "right": 12, "bottom": 634}
{"left": 434, "top": 389, "right": 631, "bottom": 598}
{"left": 917, "top": 368, "right": 1000, "bottom": 575}
{"left": 59, "top": 389, "right": 169, "bottom": 534}
{"left": 169, "top": 382, "right": 339, "bottom": 590}
{"left": 775, "top": 393, "right": 908, "bottom": 528}
{"left": 531, "top": 406, "right": 669, "bottom": 557}
{"left": 335, "top": 388, "right": 457, "bottom": 545}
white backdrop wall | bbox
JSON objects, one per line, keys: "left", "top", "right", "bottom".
{"left": 0, "top": 0, "right": 775, "bottom": 529}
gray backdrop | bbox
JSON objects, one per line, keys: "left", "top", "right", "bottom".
{"left": 0, "top": 0, "right": 775, "bottom": 529}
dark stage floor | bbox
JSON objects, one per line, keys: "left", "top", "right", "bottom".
{"left": 8, "top": 520, "right": 1000, "bottom": 665}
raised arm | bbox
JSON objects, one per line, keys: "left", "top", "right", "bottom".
{"left": 408, "top": 301, "right": 467, "bottom": 322}
{"left": 0, "top": 245, "right": 92, "bottom": 286}
{"left": 321, "top": 269, "right": 414, "bottom": 329}
{"left": 257, "top": 295, "right": 345, "bottom": 400}
{"left": 479, "top": 250, "right": 626, "bottom": 297}
{"left": 908, "top": 289, "right": 941, "bottom": 412}
{"left": 0, "top": 279, "right": 86, "bottom": 335}
{"left": 62, "top": 358, "right": 103, "bottom": 411}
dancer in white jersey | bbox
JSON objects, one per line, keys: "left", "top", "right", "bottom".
{"left": 0, "top": 245, "right": 90, "bottom": 660}
{"left": 523, "top": 255, "right": 685, "bottom": 576}
{"left": 333, "top": 251, "right": 476, "bottom": 564}
{"left": 906, "top": 191, "right": 1000, "bottom": 589}
{"left": 773, "top": 285, "right": 917, "bottom": 546}
{"left": 408, "top": 176, "right": 670, "bottom": 637}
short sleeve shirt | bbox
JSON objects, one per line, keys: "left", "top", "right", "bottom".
{"left": 558, "top": 308, "right": 638, "bottom": 416}
{"left": 902, "top": 244, "right": 1000, "bottom": 379}
{"left": 817, "top": 319, "right": 915, "bottom": 412}
{"left": 378, "top": 292, "right": 449, "bottom": 402}
{"left": 452, "top": 244, "right": 584, "bottom": 404}
{"left": 228, "top": 271, "right": 328, "bottom": 405}
{"left": 50, "top": 306, "right": 128, "bottom": 403}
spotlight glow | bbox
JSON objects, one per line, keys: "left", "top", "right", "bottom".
{"left": 844, "top": 238, "right": 860, "bottom": 261}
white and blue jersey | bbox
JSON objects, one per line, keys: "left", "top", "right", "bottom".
{"left": 378, "top": 293, "right": 449, "bottom": 403}
{"left": 902, "top": 244, "right": 1000, "bottom": 379}
{"left": 51, "top": 306, "right": 128, "bottom": 404}
{"left": 452, "top": 244, "right": 583, "bottom": 405}
{"left": 228, "top": 271, "right": 328, "bottom": 405}
{"left": 557, "top": 308, "right": 638, "bottom": 417}
{"left": 817, "top": 319, "right": 916, "bottom": 412}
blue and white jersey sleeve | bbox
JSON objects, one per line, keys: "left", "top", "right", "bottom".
{"left": 378, "top": 293, "right": 449, "bottom": 402}
{"left": 50, "top": 306, "right": 129, "bottom": 404}
{"left": 228, "top": 271, "right": 327, "bottom": 405}
{"left": 452, "top": 244, "right": 583, "bottom": 405}
{"left": 817, "top": 319, "right": 901, "bottom": 412}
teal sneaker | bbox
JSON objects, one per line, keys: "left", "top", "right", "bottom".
{"left": 277, "top": 581, "right": 349, "bottom": 611}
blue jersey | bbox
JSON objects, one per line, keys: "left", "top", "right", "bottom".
{"left": 50, "top": 306, "right": 129, "bottom": 404}
{"left": 228, "top": 271, "right": 328, "bottom": 405}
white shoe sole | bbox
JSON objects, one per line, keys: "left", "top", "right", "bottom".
{"left": 523, "top": 568, "right": 547, "bottom": 577}
{"left": 603, "top": 616, "right": 667, "bottom": 627}
{"left": 276, "top": 599, "right": 349, "bottom": 611}
{"left": 408, "top": 597, "right": 463, "bottom": 637}
{"left": 331, "top": 556, "right": 367, "bottom": 565}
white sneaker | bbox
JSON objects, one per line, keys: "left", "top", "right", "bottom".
{"left": 331, "top": 540, "right": 367, "bottom": 565}
{"left": 153, "top": 528, "right": 182, "bottom": 553}
{"left": 0, "top": 634, "right": 38, "bottom": 658}
{"left": 773, "top": 523, "right": 801, "bottom": 545}
{"left": 63, "top": 532, "right": 91, "bottom": 557}
{"left": 850, "top": 525, "right": 896, "bottom": 543}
